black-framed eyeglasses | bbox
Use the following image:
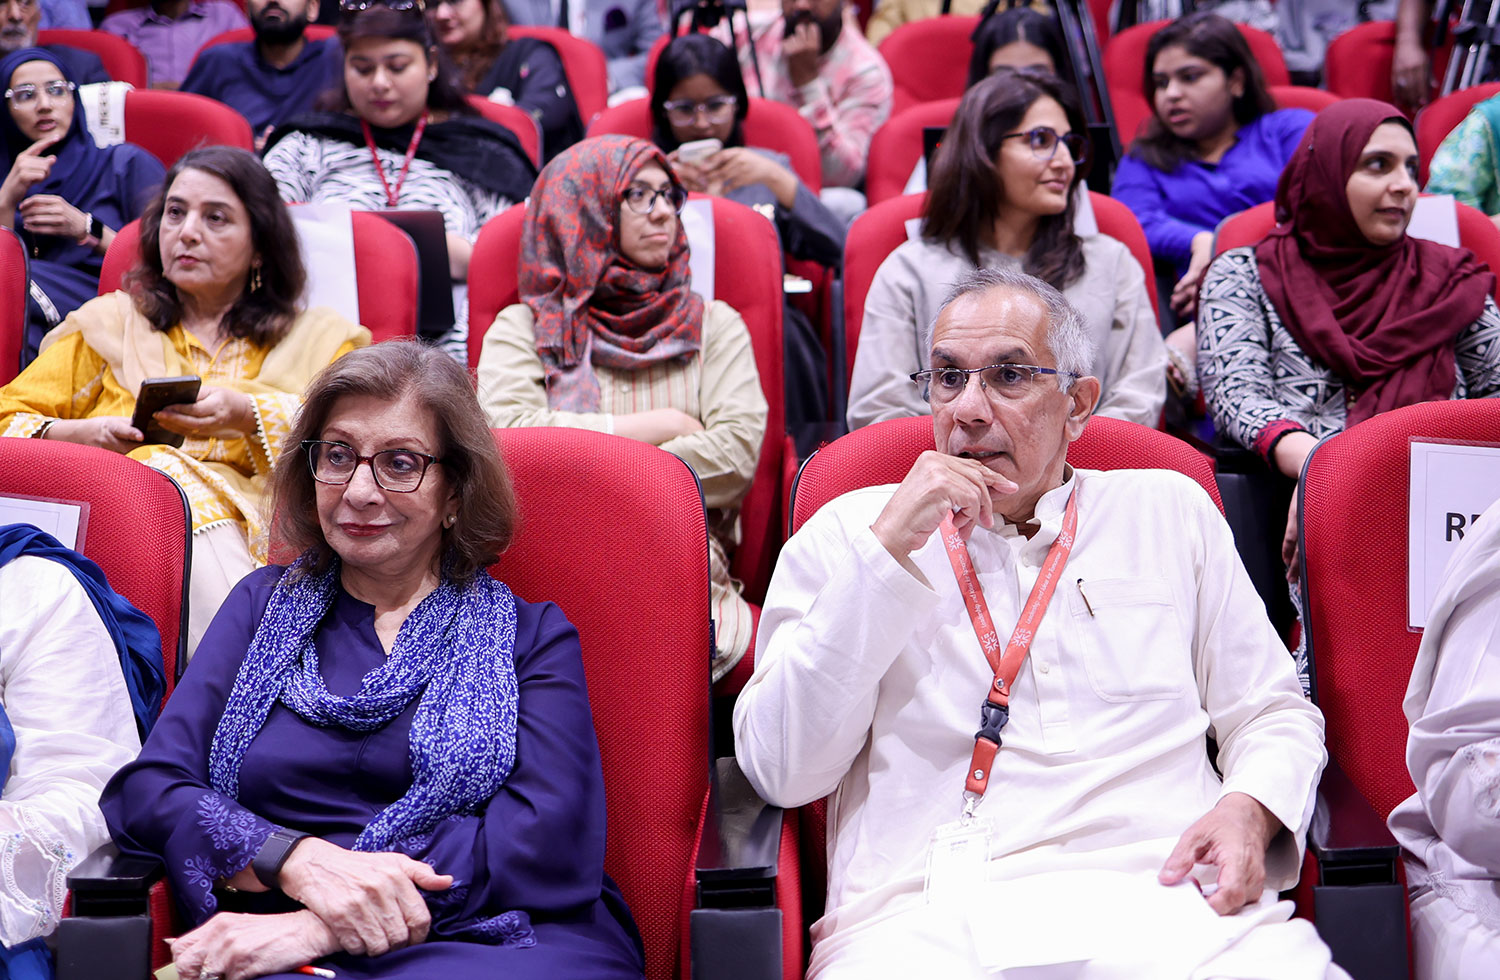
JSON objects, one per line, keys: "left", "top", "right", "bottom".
{"left": 339, "top": 0, "right": 425, "bottom": 12}
{"left": 999, "top": 126, "right": 1089, "bottom": 167}
{"left": 910, "top": 363, "right": 1078, "bottom": 403}
{"left": 662, "top": 95, "right": 738, "bottom": 127}
{"left": 303, "top": 440, "right": 442, "bottom": 493}
{"left": 622, "top": 183, "right": 688, "bottom": 215}
{"left": 4, "top": 80, "right": 75, "bottom": 105}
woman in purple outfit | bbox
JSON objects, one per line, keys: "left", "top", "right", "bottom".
{"left": 100, "top": 341, "right": 643, "bottom": 980}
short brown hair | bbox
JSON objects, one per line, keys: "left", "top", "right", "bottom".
{"left": 125, "top": 146, "right": 306, "bottom": 346}
{"left": 270, "top": 341, "right": 517, "bottom": 584}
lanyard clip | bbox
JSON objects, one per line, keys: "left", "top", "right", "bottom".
{"left": 976, "top": 699, "right": 1009, "bottom": 746}
{"left": 961, "top": 790, "right": 981, "bottom": 823}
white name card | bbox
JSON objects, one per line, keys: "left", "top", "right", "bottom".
{"left": 0, "top": 494, "right": 86, "bottom": 550}
{"left": 1407, "top": 439, "right": 1500, "bottom": 629}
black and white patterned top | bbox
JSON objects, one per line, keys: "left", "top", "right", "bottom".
{"left": 1197, "top": 246, "right": 1500, "bottom": 460}
{"left": 263, "top": 132, "right": 516, "bottom": 359}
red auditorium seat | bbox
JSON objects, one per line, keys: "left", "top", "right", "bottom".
{"left": 1269, "top": 84, "right": 1341, "bottom": 114}
{"left": 189, "top": 23, "right": 335, "bottom": 63}
{"left": 1213, "top": 198, "right": 1500, "bottom": 302}
{"left": 0, "top": 228, "right": 25, "bottom": 385}
{"left": 100, "top": 212, "right": 420, "bottom": 342}
{"left": 1415, "top": 81, "right": 1500, "bottom": 185}
{"left": 467, "top": 194, "right": 793, "bottom": 621}
{"left": 588, "top": 96, "right": 824, "bottom": 192}
{"left": 1294, "top": 399, "right": 1500, "bottom": 977}
{"left": 121, "top": 89, "right": 254, "bottom": 168}
{"left": 508, "top": 25, "right": 609, "bottom": 125}
{"left": 863, "top": 96, "right": 958, "bottom": 206}
{"left": 36, "top": 29, "right": 147, "bottom": 88}
{"left": 878, "top": 15, "right": 980, "bottom": 116}
{"left": 1324, "top": 19, "right": 1453, "bottom": 110}
{"left": 1105, "top": 19, "right": 1289, "bottom": 146}
{"left": 0, "top": 440, "right": 188, "bottom": 690}
{"left": 465, "top": 95, "right": 542, "bottom": 167}
{"left": 843, "top": 191, "right": 1160, "bottom": 385}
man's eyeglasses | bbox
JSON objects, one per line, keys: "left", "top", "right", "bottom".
{"left": 999, "top": 126, "right": 1089, "bottom": 167}
{"left": 910, "top": 363, "right": 1078, "bottom": 403}
{"left": 339, "top": 0, "right": 425, "bottom": 13}
{"left": 4, "top": 80, "right": 74, "bottom": 105}
{"left": 662, "top": 95, "right": 738, "bottom": 127}
{"left": 622, "top": 183, "right": 688, "bottom": 216}
{"left": 303, "top": 440, "right": 442, "bottom": 493}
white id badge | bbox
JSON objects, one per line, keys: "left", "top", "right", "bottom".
{"left": 923, "top": 817, "right": 992, "bottom": 906}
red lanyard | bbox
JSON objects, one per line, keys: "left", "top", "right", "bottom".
{"left": 938, "top": 490, "right": 1079, "bottom": 818}
{"left": 361, "top": 110, "right": 428, "bottom": 209}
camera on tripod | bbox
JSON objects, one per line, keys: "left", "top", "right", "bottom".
{"left": 670, "top": 0, "right": 749, "bottom": 32}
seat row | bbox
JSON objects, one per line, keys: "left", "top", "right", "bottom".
{"left": 15, "top": 392, "right": 1495, "bottom": 980}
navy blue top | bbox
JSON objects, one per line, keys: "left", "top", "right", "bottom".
{"left": 100, "top": 565, "right": 644, "bottom": 979}
{"left": 1112, "top": 108, "right": 1314, "bottom": 278}
{"left": 181, "top": 37, "right": 342, "bottom": 136}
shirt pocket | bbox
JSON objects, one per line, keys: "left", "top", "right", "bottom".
{"left": 1068, "top": 577, "right": 1191, "bottom": 703}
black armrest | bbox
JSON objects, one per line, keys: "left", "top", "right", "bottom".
{"left": 696, "top": 757, "right": 783, "bottom": 909}
{"left": 1304, "top": 760, "right": 1409, "bottom": 980}
{"left": 691, "top": 759, "right": 788, "bottom": 980}
{"left": 66, "top": 847, "right": 163, "bottom": 917}
{"left": 1309, "top": 759, "right": 1401, "bottom": 883}
{"left": 57, "top": 848, "right": 163, "bottom": 980}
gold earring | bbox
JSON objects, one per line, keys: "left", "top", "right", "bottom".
{"left": 250, "top": 265, "right": 262, "bottom": 292}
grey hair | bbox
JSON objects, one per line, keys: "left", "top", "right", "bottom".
{"left": 932, "top": 266, "right": 1096, "bottom": 389}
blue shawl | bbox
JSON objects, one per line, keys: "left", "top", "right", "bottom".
{"left": 0, "top": 524, "right": 166, "bottom": 738}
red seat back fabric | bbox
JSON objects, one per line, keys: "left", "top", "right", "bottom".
{"left": 123, "top": 89, "right": 254, "bottom": 168}
{"left": 843, "top": 191, "right": 1160, "bottom": 385}
{"left": 1299, "top": 400, "right": 1500, "bottom": 819}
{"left": 1324, "top": 19, "right": 1453, "bottom": 109}
{"left": 1269, "top": 84, "right": 1341, "bottom": 114}
{"left": 878, "top": 15, "right": 980, "bottom": 117}
{"left": 588, "top": 96, "right": 824, "bottom": 193}
{"left": 36, "top": 28, "right": 148, "bottom": 88}
{"left": 508, "top": 25, "right": 609, "bottom": 125}
{"left": 190, "top": 24, "right": 336, "bottom": 64}
{"left": 467, "top": 195, "right": 787, "bottom": 602}
{"left": 464, "top": 95, "right": 542, "bottom": 167}
{"left": 863, "top": 96, "right": 959, "bottom": 206}
{"left": 790, "top": 413, "right": 1220, "bottom": 534}
{"left": 1416, "top": 81, "right": 1500, "bottom": 185}
{"left": 1106, "top": 20, "right": 1289, "bottom": 147}
{"left": 1214, "top": 197, "right": 1500, "bottom": 301}
{"left": 0, "top": 439, "right": 189, "bottom": 691}
{"left": 486, "top": 427, "right": 711, "bottom": 980}
{"left": 100, "top": 213, "right": 420, "bottom": 341}
{"left": 0, "top": 228, "right": 25, "bottom": 386}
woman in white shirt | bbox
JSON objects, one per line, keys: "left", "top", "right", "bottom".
{"left": 847, "top": 68, "right": 1166, "bottom": 430}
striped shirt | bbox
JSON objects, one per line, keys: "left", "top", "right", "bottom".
{"left": 263, "top": 131, "right": 515, "bottom": 358}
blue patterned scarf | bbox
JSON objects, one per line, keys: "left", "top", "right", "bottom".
{"left": 207, "top": 554, "right": 519, "bottom": 852}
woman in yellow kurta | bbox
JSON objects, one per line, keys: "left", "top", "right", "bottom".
{"left": 0, "top": 146, "right": 369, "bottom": 656}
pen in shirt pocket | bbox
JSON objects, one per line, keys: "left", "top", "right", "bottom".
{"left": 1076, "top": 578, "right": 1095, "bottom": 617}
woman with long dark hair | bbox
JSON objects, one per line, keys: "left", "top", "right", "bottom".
{"left": 428, "top": 0, "right": 582, "bottom": 160}
{"left": 1112, "top": 12, "right": 1310, "bottom": 325}
{"left": 965, "top": 4, "right": 1067, "bottom": 88}
{"left": 847, "top": 68, "right": 1165, "bottom": 430}
{"left": 263, "top": 0, "right": 537, "bottom": 358}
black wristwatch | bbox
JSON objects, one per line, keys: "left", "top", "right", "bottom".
{"left": 251, "top": 828, "right": 310, "bottom": 889}
{"left": 88, "top": 213, "right": 104, "bottom": 240}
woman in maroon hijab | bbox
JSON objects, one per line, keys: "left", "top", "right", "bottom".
{"left": 1198, "top": 98, "right": 1500, "bottom": 579}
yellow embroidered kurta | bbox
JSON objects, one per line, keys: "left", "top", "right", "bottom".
{"left": 0, "top": 292, "right": 369, "bottom": 551}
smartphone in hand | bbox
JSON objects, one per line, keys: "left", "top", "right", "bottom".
{"left": 676, "top": 138, "right": 723, "bottom": 164}
{"left": 131, "top": 375, "right": 202, "bottom": 448}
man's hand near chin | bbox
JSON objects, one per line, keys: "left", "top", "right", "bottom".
{"left": 1158, "top": 792, "right": 1282, "bottom": 915}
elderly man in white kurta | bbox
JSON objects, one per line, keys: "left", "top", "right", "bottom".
{"left": 1388, "top": 500, "right": 1500, "bottom": 980}
{"left": 735, "top": 267, "right": 1338, "bottom": 979}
